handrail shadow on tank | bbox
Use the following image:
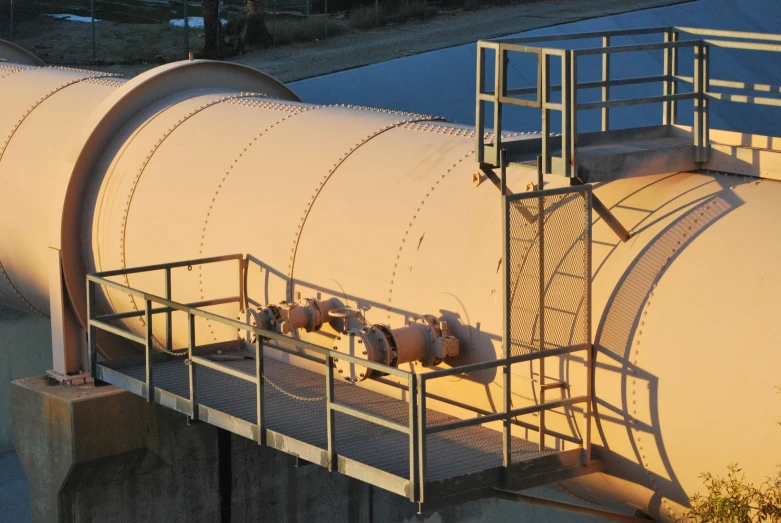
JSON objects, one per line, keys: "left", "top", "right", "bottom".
{"left": 569, "top": 183, "right": 745, "bottom": 515}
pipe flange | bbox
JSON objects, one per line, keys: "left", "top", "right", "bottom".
{"left": 332, "top": 326, "right": 392, "bottom": 383}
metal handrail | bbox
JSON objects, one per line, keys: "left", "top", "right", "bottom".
{"left": 87, "top": 253, "right": 594, "bottom": 503}
{"left": 476, "top": 26, "right": 781, "bottom": 171}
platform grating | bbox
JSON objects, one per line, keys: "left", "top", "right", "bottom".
{"left": 99, "top": 355, "right": 557, "bottom": 482}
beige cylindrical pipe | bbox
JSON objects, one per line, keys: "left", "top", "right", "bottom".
{"left": 0, "top": 48, "right": 779, "bottom": 521}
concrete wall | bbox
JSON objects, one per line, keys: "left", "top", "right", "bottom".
{"left": 0, "top": 305, "right": 51, "bottom": 451}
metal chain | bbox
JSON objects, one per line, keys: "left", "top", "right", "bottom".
{"left": 151, "top": 337, "right": 189, "bottom": 357}
{"left": 262, "top": 372, "right": 325, "bottom": 402}
{"left": 204, "top": 345, "right": 326, "bottom": 401}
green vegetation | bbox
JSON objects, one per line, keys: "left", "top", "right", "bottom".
{"left": 680, "top": 387, "right": 781, "bottom": 522}
{"left": 680, "top": 465, "right": 781, "bottom": 522}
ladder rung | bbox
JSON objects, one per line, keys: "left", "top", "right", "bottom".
{"left": 540, "top": 381, "right": 567, "bottom": 391}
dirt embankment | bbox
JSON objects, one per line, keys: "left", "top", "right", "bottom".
{"left": 14, "top": 0, "right": 691, "bottom": 81}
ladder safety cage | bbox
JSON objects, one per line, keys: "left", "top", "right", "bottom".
{"left": 476, "top": 26, "right": 781, "bottom": 174}
{"left": 502, "top": 184, "right": 594, "bottom": 465}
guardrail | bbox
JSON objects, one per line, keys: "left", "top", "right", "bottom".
{"left": 476, "top": 26, "right": 781, "bottom": 171}
{"left": 87, "top": 253, "right": 592, "bottom": 502}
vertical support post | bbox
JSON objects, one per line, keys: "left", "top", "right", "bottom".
{"left": 475, "top": 44, "right": 487, "bottom": 165}
{"left": 537, "top": 189, "right": 546, "bottom": 452}
{"left": 584, "top": 188, "right": 593, "bottom": 464}
{"left": 417, "top": 375, "right": 427, "bottom": 504}
{"left": 701, "top": 44, "right": 710, "bottom": 162}
{"left": 87, "top": 279, "right": 97, "bottom": 379}
{"left": 326, "top": 354, "right": 336, "bottom": 472}
{"left": 145, "top": 299, "right": 154, "bottom": 403}
{"left": 91, "top": 0, "right": 96, "bottom": 65}
{"left": 9, "top": 0, "right": 13, "bottom": 42}
{"left": 501, "top": 149, "right": 512, "bottom": 485}
{"left": 693, "top": 43, "right": 703, "bottom": 163}
{"left": 601, "top": 36, "right": 610, "bottom": 132}
{"left": 323, "top": 0, "right": 328, "bottom": 38}
{"left": 375, "top": 0, "right": 379, "bottom": 27}
{"left": 671, "top": 31, "right": 680, "bottom": 125}
{"left": 408, "top": 373, "right": 418, "bottom": 501}
{"left": 188, "top": 313, "right": 198, "bottom": 420}
{"left": 663, "top": 30, "right": 675, "bottom": 126}
{"left": 273, "top": 0, "right": 277, "bottom": 46}
{"left": 255, "top": 335, "right": 265, "bottom": 445}
{"left": 569, "top": 50, "right": 578, "bottom": 179}
{"left": 541, "top": 52, "right": 551, "bottom": 175}
{"left": 183, "top": 0, "right": 190, "bottom": 58}
{"left": 238, "top": 257, "right": 246, "bottom": 310}
{"left": 561, "top": 51, "right": 572, "bottom": 178}
{"left": 165, "top": 268, "right": 172, "bottom": 352}
{"left": 492, "top": 45, "right": 506, "bottom": 167}
{"left": 306, "top": 0, "right": 310, "bottom": 16}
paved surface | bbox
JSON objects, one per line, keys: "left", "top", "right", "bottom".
{"left": 91, "top": 0, "right": 692, "bottom": 81}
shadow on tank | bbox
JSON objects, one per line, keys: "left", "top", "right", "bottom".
{"left": 578, "top": 172, "right": 746, "bottom": 517}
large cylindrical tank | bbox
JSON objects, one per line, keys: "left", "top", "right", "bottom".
{"left": 0, "top": 48, "right": 778, "bottom": 521}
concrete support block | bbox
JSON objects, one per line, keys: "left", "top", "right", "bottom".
{"left": 10, "top": 376, "right": 416, "bottom": 522}
{"left": 13, "top": 376, "right": 223, "bottom": 522}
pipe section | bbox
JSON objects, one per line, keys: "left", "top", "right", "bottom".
{"left": 0, "top": 43, "right": 779, "bottom": 521}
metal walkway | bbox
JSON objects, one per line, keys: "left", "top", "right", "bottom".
{"left": 87, "top": 165, "right": 599, "bottom": 508}
{"left": 96, "top": 352, "right": 600, "bottom": 506}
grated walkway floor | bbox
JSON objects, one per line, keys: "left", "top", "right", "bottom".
{"left": 100, "top": 355, "right": 556, "bottom": 482}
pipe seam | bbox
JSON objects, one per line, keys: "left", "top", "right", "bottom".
{"left": 385, "top": 149, "right": 475, "bottom": 323}
{"left": 287, "top": 115, "right": 446, "bottom": 299}
{"left": 197, "top": 103, "right": 318, "bottom": 341}
{"left": 0, "top": 72, "right": 118, "bottom": 318}
{"left": 117, "top": 92, "right": 276, "bottom": 326}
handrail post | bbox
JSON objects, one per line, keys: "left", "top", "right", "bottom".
{"left": 417, "top": 374, "right": 427, "bottom": 504}
{"left": 541, "top": 51, "right": 551, "bottom": 175}
{"left": 408, "top": 372, "right": 418, "bottom": 502}
{"left": 501, "top": 170, "right": 512, "bottom": 484}
{"left": 561, "top": 51, "right": 572, "bottom": 178}
{"left": 601, "top": 36, "right": 610, "bottom": 131}
{"left": 145, "top": 299, "right": 154, "bottom": 403}
{"left": 238, "top": 256, "right": 246, "bottom": 311}
{"left": 702, "top": 44, "right": 710, "bottom": 162}
{"left": 584, "top": 189, "right": 593, "bottom": 465}
{"left": 476, "top": 43, "right": 487, "bottom": 164}
{"left": 164, "top": 267, "right": 172, "bottom": 352}
{"left": 569, "top": 50, "right": 578, "bottom": 179}
{"left": 256, "top": 334, "right": 265, "bottom": 445}
{"left": 538, "top": 185, "right": 546, "bottom": 452}
{"left": 694, "top": 42, "right": 704, "bottom": 163}
{"left": 188, "top": 313, "right": 198, "bottom": 420}
{"left": 492, "top": 44, "right": 506, "bottom": 166}
{"left": 87, "top": 279, "right": 98, "bottom": 380}
{"left": 663, "top": 30, "right": 678, "bottom": 125}
{"left": 326, "top": 354, "right": 336, "bottom": 472}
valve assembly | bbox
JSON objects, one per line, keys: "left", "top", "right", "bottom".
{"left": 249, "top": 299, "right": 460, "bottom": 382}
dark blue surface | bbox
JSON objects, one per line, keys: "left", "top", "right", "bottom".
{"left": 291, "top": 0, "right": 781, "bottom": 137}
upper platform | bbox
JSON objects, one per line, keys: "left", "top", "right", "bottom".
{"left": 475, "top": 26, "right": 781, "bottom": 182}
